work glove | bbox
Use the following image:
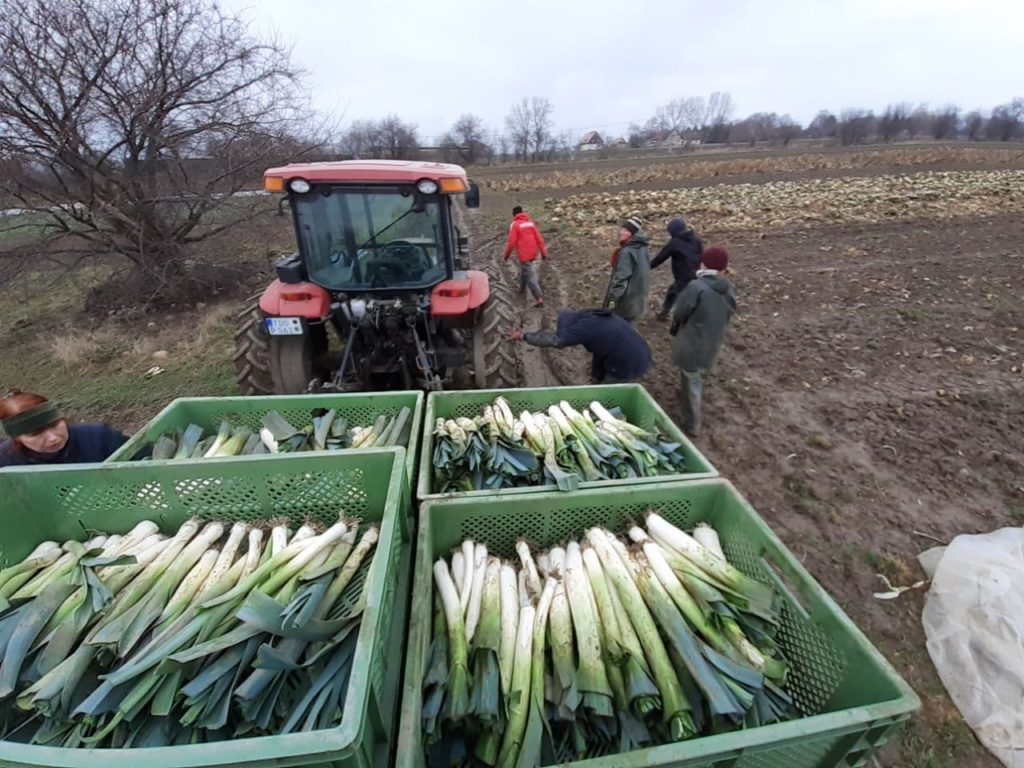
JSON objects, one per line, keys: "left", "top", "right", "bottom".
{"left": 507, "top": 329, "right": 524, "bottom": 342}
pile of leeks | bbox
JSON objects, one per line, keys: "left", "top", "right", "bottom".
{"left": 0, "top": 515, "right": 380, "bottom": 747}
{"left": 142, "top": 406, "right": 412, "bottom": 460}
{"left": 423, "top": 512, "right": 791, "bottom": 767}
{"left": 432, "top": 398, "right": 687, "bottom": 493}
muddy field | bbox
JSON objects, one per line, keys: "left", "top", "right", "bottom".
{"left": 469, "top": 149, "right": 1024, "bottom": 767}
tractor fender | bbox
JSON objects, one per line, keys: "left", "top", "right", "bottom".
{"left": 430, "top": 270, "right": 490, "bottom": 317}
{"left": 258, "top": 279, "right": 331, "bottom": 319}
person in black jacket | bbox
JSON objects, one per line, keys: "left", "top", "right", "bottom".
{"left": 651, "top": 216, "right": 704, "bottom": 321}
{"left": 0, "top": 389, "right": 127, "bottom": 468}
{"left": 508, "top": 309, "right": 652, "bottom": 384}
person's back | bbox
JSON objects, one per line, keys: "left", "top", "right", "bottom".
{"left": 671, "top": 276, "right": 736, "bottom": 371}
{"left": 669, "top": 246, "right": 737, "bottom": 436}
{"left": 554, "top": 309, "right": 652, "bottom": 382}
{"left": 504, "top": 206, "right": 548, "bottom": 306}
{"left": 653, "top": 217, "right": 704, "bottom": 320}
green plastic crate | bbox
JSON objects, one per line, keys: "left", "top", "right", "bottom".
{"left": 0, "top": 449, "right": 409, "bottom": 768}
{"left": 108, "top": 391, "right": 424, "bottom": 489}
{"left": 417, "top": 384, "right": 717, "bottom": 501}
{"left": 397, "top": 480, "right": 920, "bottom": 768}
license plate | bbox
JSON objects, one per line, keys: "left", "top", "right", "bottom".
{"left": 265, "top": 317, "right": 304, "bottom": 336}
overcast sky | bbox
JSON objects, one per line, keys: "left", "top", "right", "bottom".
{"left": 224, "top": 0, "right": 1022, "bottom": 143}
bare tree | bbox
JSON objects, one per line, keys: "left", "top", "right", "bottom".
{"left": 504, "top": 100, "right": 531, "bottom": 162}
{"left": 807, "top": 111, "right": 838, "bottom": 140}
{"left": 986, "top": 99, "right": 1023, "bottom": 141}
{"left": 877, "top": 103, "right": 912, "bottom": 142}
{"left": 495, "top": 132, "right": 511, "bottom": 163}
{"left": 504, "top": 97, "right": 554, "bottom": 162}
{"left": 447, "top": 114, "right": 489, "bottom": 165}
{"left": 699, "top": 91, "right": 735, "bottom": 142}
{"left": 654, "top": 97, "right": 704, "bottom": 133}
{"left": 342, "top": 119, "right": 384, "bottom": 158}
{"left": 703, "top": 92, "right": 735, "bottom": 127}
{"left": 378, "top": 115, "right": 419, "bottom": 159}
{"left": 776, "top": 115, "right": 802, "bottom": 146}
{"left": 0, "top": 0, "right": 317, "bottom": 288}
{"left": 837, "top": 109, "right": 876, "bottom": 145}
{"left": 931, "top": 106, "right": 960, "bottom": 140}
{"left": 964, "top": 110, "right": 985, "bottom": 141}
{"left": 528, "top": 97, "right": 554, "bottom": 162}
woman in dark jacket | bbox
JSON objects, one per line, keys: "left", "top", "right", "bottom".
{"left": 652, "top": 216, "right": 704, "bottom": 321}
{"left": 0, "top": 389, "right": 127, "bottom": 468}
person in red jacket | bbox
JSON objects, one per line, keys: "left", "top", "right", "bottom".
{"left": 503, "top": 205, "right": 548, "bottom": 307}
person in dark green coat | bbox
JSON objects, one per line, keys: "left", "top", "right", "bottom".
{"left": 603, "top": 216, "right": 651, "bottom": 323}
{"left": 670, "top": 246, "right": 737, "bottom": 437}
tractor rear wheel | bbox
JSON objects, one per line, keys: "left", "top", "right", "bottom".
{"left": 234, "top": 296, "right": 274, "bottom": 395}
{"left": 471, "top": 267, "right": 520, "bottom": 388}
{"left": 233, "top": 296, "right": 317, "bottom": 395}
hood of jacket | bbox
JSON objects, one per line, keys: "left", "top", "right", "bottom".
{"left": 624, "top": 231, "right": 651, "bottom": 247}
{"left": 557, "top": 308, "right": 612, "bottom": 333}
{"left": 512, "top": 212, "right": 531, "bottom": 224}
{"left": 701, "top": 274, "right": 734, "bottom": 295}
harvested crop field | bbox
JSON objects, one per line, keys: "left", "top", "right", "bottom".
{"left": 470, "top": 145, "right": 1024, "bottom": 768}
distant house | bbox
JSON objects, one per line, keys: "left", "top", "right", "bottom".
{"left": 578, "top": 131, "right": 604, "bottom": 151}
{"left": 612, "top": 137, "right": 628, "bottom": 148}
{"left": 646, "top": 129, "right": 685, "bottom": 148}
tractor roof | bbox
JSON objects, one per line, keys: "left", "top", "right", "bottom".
{"left": 264, "top": 159, "right": 469, "bottom": 187}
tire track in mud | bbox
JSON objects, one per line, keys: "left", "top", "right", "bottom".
{"left": 464, "top": 208, "right": 565, "bottom": 388}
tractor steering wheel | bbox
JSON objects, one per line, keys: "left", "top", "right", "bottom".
{"left": 380, "top": 240, "right": 432, "bottom": 275}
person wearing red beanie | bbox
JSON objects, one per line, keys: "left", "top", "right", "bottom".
{"left": 668, "top": 245, "right": 736, "bottom": 437}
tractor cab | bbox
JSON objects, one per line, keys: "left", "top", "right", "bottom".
{"left": 236, "top": 160, "right": 517, "bottom": 394}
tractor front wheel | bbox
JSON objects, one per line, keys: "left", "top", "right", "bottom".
{"left": 233, "top": 296, "right": 317, "bottom": 395}
{"left": 471, "top": 269, "right": 520, "bottom": 389}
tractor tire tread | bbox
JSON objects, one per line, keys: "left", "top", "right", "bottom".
{"left": 474, "top": 264, "right": 521, "bottom": 388}
{"left": 233, "top": 294, "right": 275, "bottom": 396}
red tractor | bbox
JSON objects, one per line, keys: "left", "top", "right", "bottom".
{"left": 235, "top": 160, "right": 519, "bottom": 393}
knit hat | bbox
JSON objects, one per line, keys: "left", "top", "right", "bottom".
{"left": 667, "top": 216, "right": 687, "bottom": 236}
{"left": 621, "top": 215, "right": 644, "bottom": 235}
{"left": 702, "top": 245, "right": 729, "bottom": 271}
{"left": 512, "top": 205, "right": 523, "bottom": 216}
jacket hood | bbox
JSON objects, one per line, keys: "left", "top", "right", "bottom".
{"left": 626, "top": 231, "right": 651, "bottom": 246}
{"left": 557, "top": 308, "right": 613, "bottom": 333}
{"left": 702, "top": 274, "right": 733, "bottom": 293}
{"left": 667, "top": 218, "right": 687, "bottom": 236}
{"left": 512, "top": 212, "right": 531, "bottom": 222}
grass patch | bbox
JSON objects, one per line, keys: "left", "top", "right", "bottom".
{"left": 901, "top": 715, "right": 977, "bottom": 768}
{"left": 782, "top": 473, "right": 829, "bottom": 519}
{"left": 1005, "top": 506, "right": 1024, "bottom": 526}
{"left": 0, "top": 250, "right": 257, "bottom": 434}
{"left": 804, "top": 432, "right": 834, "bottom": 450}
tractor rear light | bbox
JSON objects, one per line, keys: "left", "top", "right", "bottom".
{"left": 437, "top": 286, "right": 470, "bottom": 298}
{"left": 416, "top": 179, "right": 439, "bottom": 194}
{"left": 439, "top": 177, "right": 468, "bottom": 193}
{"left": 264, "top": 176, "right": 285, "bottom": 192}
{"left": 281, "top": 291, "right": 313, "bottom": 302}
{"left": 288, "top": 178, "right": 310, "bottom": 194}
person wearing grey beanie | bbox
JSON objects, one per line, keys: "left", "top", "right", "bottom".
{"left": 603, "top": 215, "right": 651, "bottom": 323}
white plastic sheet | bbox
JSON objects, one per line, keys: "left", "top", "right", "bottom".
{"left": 921, "top": 527, "right": 1024, "bottom": 768}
